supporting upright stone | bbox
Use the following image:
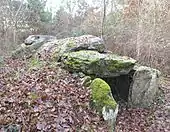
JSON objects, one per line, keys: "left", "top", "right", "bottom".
{"left": 129, "top": 66, "right": 161, "bottom": 108}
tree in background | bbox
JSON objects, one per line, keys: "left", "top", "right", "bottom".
{"left": 0, "top": 0, "right": 27, "bottom": 54}
{"left": 0, "top": 0, "right": 53, "bottom": 55}
{"left": 103, "top": 0, "right": 170, "bottom": 73}
{"left": 27, "top": 0, "right": 52, "bottom": 23}
{"left": 0, "top": 0, "right": 170, "bottom": 74}
{"left": 52, "top": 7, "right": 73, "bottom": 38}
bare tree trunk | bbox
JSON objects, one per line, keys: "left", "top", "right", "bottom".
{"left": 148, "top": 0, "right": 156, "bottom": 67}
{"left": 13, "top": 29, "right": 16, "bottom": 44}
{"left": 101, "top": 0, "right": 106, "bottom": 41}
{"left": 136, "top": 0, "right": 142, "bottom": 60}
{"left": 110, "top": 0, "right": 114, "bottom": 12}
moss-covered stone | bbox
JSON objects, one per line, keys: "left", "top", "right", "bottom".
{"left": 90, "top": 78, "right": 118, "bottom": 131}
{"left": 66, "top": 39, "right": 77, "bottom": 48}
{"left": 90, "top": 78, "right": 117, "bottom": 113}
{"left": 61, "top": 50, "right": 136, "bottom": 77}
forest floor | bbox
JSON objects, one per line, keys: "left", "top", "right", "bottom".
{"left": 0, "top": 58, "right": 170, "bottom": 132}
{"left": 116, "top": 77, "right": 170, "bottom": 132}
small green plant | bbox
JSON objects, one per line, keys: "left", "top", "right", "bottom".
{"left": 28, "top": 57, "right": 43, "bottom": 70}
{"left": 28, "top": 92, "right": 39, "bottom": 100}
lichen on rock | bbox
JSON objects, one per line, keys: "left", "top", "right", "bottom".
{"left": 61, "top": 50, "right": 136, "bottom": 77}
{"left": 36, "top": 35, "right": 105, "bottom": 60}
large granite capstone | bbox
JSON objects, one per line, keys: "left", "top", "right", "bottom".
{"left": 11, "top": 35, "right": 105, "bottom": 59}
{"left": 37, "top": 35, "right": 105, "bottom": 59}
{"left": 61, "top": 50, "right": 136, "bottom": 77}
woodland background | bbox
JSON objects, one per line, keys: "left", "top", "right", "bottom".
{"left": 0, "top": 0, "right": 169, "bottom": 74}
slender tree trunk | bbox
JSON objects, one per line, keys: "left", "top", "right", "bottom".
{"left": 101, "top": 0, "right": 106, "bottom": 41}
{"left": 148, "top": 0, "right": 156, "bottom": 67}
{"left": 111, "top": 0, "right": 113, "bottom": 12}
{"left": 136, "top": 0, "right": 142, "bottom": 60}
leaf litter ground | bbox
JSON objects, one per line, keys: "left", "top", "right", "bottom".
{"left": 0, "top": 58, "right": 170, "bottom": 132}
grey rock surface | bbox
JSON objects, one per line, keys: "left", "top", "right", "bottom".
{"left": 130, "top": 66, "right": 161, "bottom": 107}
{"left": 24, "top": 35, "right": 56, "bottom": 45}
{"left": 61, "top": 50, "right": 136, "bottom": 77}
{"left": 11, "top": 35, "right": 56, "bottom": 59}
{"left": 36, "top": 35, "right": 105, "bottom": 59}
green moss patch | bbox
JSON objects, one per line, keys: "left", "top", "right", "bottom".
{"left": 90, "top": 78, "right": 117, "bottom": 114}
{"left": 61, "top": 50, "right": 136, "bottom": 77}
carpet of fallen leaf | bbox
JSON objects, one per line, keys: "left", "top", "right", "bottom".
{"left": 0, "top": 58, "right": 108, "bottom": 131}
{"left": 0, "top": 58, "right": 170, "bottom": 132}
